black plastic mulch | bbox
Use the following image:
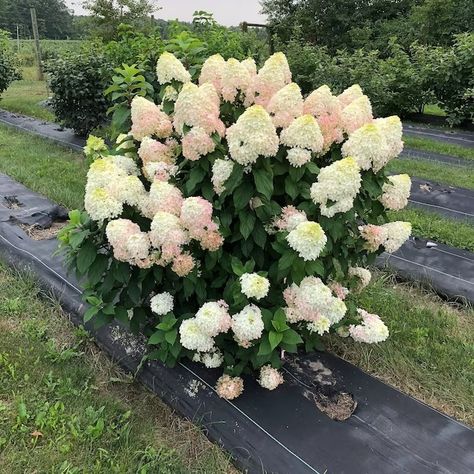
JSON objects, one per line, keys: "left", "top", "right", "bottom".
{"left": 403, "top": 123, "right": 474, "bottom": 148}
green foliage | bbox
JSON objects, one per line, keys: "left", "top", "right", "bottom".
{"left": 0, "top": 29, "right": 20, "bottom": 96}
{"left": 46, "top": 50, "right": 112, "bottom": 136}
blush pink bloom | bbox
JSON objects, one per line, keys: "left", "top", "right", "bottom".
{"left": 130, "top": 96, "right": 172, "bottom": 141}
{"left": 182, "top": 127, "right": 216, "bottom": 161}
{"left": 172, "top": 253, "right": 195, "bottom": 276}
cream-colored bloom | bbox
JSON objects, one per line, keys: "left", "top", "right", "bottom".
{"left": 156, "top": 51, "right": 191, "bottom": 84}
{"left": 379, "top": 174, "right": 411, "bottom": 210}
{"left": 240, "top": 273, "right": 270, "bottom": 300}
{"left": 286, "top": 221, "right": 327, "bottom": 261}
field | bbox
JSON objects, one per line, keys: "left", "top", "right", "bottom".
{"left": 11, "top": 39, "right": 83, "bottom": 67}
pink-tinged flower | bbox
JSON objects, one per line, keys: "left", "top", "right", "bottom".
{"left": 180, "top": 196, "right": 215, "bottom": 239}
{"left": 138, "top": 136, "right": 176, "bottom": 166}
{"left": 172, "top": 253, "right": 195, "bottom": 276}
{"left": 258, "top": 365, "right": 284, "bottom": 390}
{"left": 266, "top": 83, "right": 304, "bottom": 128}
{"left": 340, "top": 95, "right": 373, "bottom": 134}
{"left": 337, "top": 84, "right": 364, "bottom": 109}
{"left": 216, "top": 374, "right": 244, "bottom": 400}
{"left": 146, "top": 181, "right": 184, "bottom": 217}
{"left": 130, "top": 96, "right": 172, "bottom": 141}
{"left": 221, "top": 58, "right": 254, "bottom": 104}
{"left": 182, "top": 126, "right": 216, "bottom": 161}
{"left": 251, "top": 52, "right": 292, "bottom": 107}
{"left": 359, "top": 224, "right": 388, "bottom": 251}
{"left": 273, "top": 205, "right": 307, "bottom": 232}
{"left": 349, "top": 308, "right": 389, "bottom": 343}
{"left": 200, "top": 231, "right": 224, "bottom": 251}
{"left": 328, "top": 282, "right": 349, "bottom": 300}
{"left": 199, "top": 54, "right": 226, "bottom": 91}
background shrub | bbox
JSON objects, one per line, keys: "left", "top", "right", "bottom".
{"left": 0, "top": 29, "right": 20, "bottom": 96}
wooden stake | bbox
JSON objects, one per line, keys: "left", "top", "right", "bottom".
{"left": 29, "top": 7, "right": 44, "bottom": 81}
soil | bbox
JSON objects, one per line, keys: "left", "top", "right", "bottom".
{"left": 3, "top": 195, "right": 23, "bottom": 209}
{"left": 19, "top": 221, "right": 66, "bottom": 240}
{"left": 313, "top": 392, "right": 357, "bottom": 421}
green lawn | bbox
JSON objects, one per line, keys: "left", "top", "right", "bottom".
{"left": 329, "top": 272, "right": 474, "bottom": 426}
{"left": 0, "top": 125, "right": 86, "bottom": 209}
{"left": 388, "top": 207, "right": 474, "bottom": 252}
{"left": 0, "top": 78, "right": 55, "bottom": 122}
{"left": 0, "top": 262, "right": 235, "bottom": 473}
{"left": 423, "top": 104, "right": 446, "bottom": 117}
{"left": 404, "top": 136, "right": 474, "bottom": 162}
{"left": 388, "top": 158, "right": 474, "bottom": 190}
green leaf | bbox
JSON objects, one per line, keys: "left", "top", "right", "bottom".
{"left": 233, "top": 180, "right": 254, "bottom": 210}
{"left": 186, "top": 166, "right": 206, "bottom": 194}
{"left": 87, "top": 254, "right": 109, "bottom": 285}
{"left": 278, "top": 252, "right": 295, "bottom": 272}
{"left": 254, "top": 167, "right": 273, "bottom": 199}
{"left": 148, "top": 331, "right": 165, "bottom": 345}
{"left": 239, "top": 211, "right": 256, "bottom": 240}
{"left": 257, "top": 338, "right": 272, "bottom": 356}
{"left": 269, "top": 331, "right": 283, "bottom": 350}
{"left": 231, "top": 257, "right": 245, "bottom": 276}
{"left": 77, "top": 241, "right": 97, "bottom": 274}
{"left": 305, "top": 260, "right": 325, "bottom": 277}
{"left": 165, "top": 328, "right": 178, "bottom": 345}
{"left": 84, "top": 306, "right": 99, "bottom": 323}
{"left": 127, "top": 282, "right": 141, "bottom": 305}
{"left": 285, "top": 176, "right": 298, "bottom": 200}
{"left": 282, "top": 329, "right": 303, "bottom": 345}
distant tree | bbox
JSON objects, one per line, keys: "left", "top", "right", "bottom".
{"left": 0, "top": 0, "right": 74, "bottom": 39}
{"left": 83, "top": 0, "right": 159, "bottom": 40}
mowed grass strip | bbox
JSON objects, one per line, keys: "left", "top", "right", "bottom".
{"left": 0, "top": 78, "right": 55, "bottom": 122}
{"left": 0, "top": 262, "right": 236, "bottom": 473}
{"left": 388, "top": 207, "right": 474, "bottom": 252}
{"left": 0, "top": 124, "right": 86, "bottom": 209}
{"left": 404, "top": 136, "right": 474, "bottom": 162}
{"left": 387, "top": 157, "right": 474, "bottom": 190}
{"left": 327, "top": 272, "right": 474, "bottom": 426}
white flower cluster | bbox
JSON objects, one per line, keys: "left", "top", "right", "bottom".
{"left": 341, "top": 116, "right": 403, "bottom": 172}
{"left": 179, "top": 301, "right": 231, "bottom": 352}
{"left": 266, "top": 82, "right": 304, "bottom": 129}
{"left": 240, "top": 273, "right": 270, "bottom": 300}
{"left": 348, "top": 267, "right": 371, "bottom": 290}
{"left": 379, "top": 174, "right": 411, "bottom": 210}
{"left": 258, "top": 365, "right": 284, "bottom": 390}
{"left": 156, "top": 51, "right": 191, "bottom": 84}
{"left": 349, "top": 308, "right": 389, "bottom": 343}
{"left": 286, "top": 221, "right": 327, "bottom": 261}
{"left": 150, "top": 292, "right": 174, "bottom": 315}
{"left": 283, "top": 276, "right": 347, "bottom": 331}
{"left": 211, "top": 158, "right": 234, "bottom": 194}
{"left": 310, "top": 157, "right": 361, "bottom": 217}
{"left": 340, "top": 95, "right": 373, "bottom": 134}
{"left": 216, "top": 374, "right": 244, "bottom": 400}
{"left": 231, "top": 304, "right": 265, "bottom": 347}
{"left": 280, "top": 114, "right": 324, "bottom": 167}
{"left": 359, "top": 221, "right": 411, "bottom": 253}
{"left": 130, "top": 96, "right": 173, "bottom": 141}
{"left": 226, "top": 105, "right": 279, "bottom": 165}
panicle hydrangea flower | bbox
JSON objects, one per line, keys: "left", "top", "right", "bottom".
{"left": 180, "top": 196, "right": 216, "bottom": 239}
{"left": 307, "top": 316, "right": 331, "bottom": 335}
{"left": 280, "top": 114, "right": 324, "bottom": 152}
{"left": 149, "top": 211, "right": 188, "bottom": 250}
{"left": 138, "top": 136, "right": 177, "bottom": 166}
{"left": 199, "top": 54, "right": 226, "bottom": 91}
{"left": 85, "top": 187, "right": 123, "bottom": 222}
{"left": 286, "top": 221, "right": 327, "bottom": 261}
{"left": 199, "top": 230, "right": 224, "bottom": 251}
{"left": 216, "top": 374, "right": 244, "bottom": 400}
{"left": 150, "top": 292, "right": 174, "bottom": 315}
{"left": 266, "top": 83, "right": 304, "bottom": 128}
{"left": 182, "top": 126, "right": 216, "bottom": 161}
{"left": 106, "top": 155, "right": 139, "bottom": 175}
{"left": 162, "top": 85, "right": 178, "bottom": 102}
{"left": 286, "top": 148, "right": 311, "bottom": 167}
{"left": 106, "top": 218, "right": 150, "bottom": 266}
{"left": 173, "top": 82, "right": 224, "bottom": 136}
{"left": 231, "top": 304, "right": 264, "bottom": 347}
{"left": 211, "top": 158, "right": 234, "bottom": 194}
{"left": 310, "top": 157, "right": 362, "bottom": 217}
{"left": 258, "top": 365, "right": 284, "bottom": 390}
{"left": 226, "top": 105, "right": 279, "bottom": 165}
{"left": 283, "top": 276, "right": 347, "bottom": 325}
{"left": 340, "top": 95, "right": 373, "bottom": 135}
{"left": 359, "top": 224, "right": 388, "bottom": 252}
{"left": 329, "top": 282, "right": 349, "bottom": 300}
{"left": 240, "top": 273, "right": 270, "bottom": 300}
{"left": 220, "top": 58, "right": 253, "bottom": 104}
{"left": 374, "top": 115, "right": 404, "bottom": 159}
{"left": 303, "top": 85, "right": 343, "bottom": 149}
{"left": 171, "top": 253, "right": 195, "bottom": 276}
{"left": 145, "top": 181, "right": 184, "bottom": 217}
{"left": 142, "top": 161, "right": 178, "bottom": 183}
{"left": 382, "top": 221, "right": 412, "bottom": 253}
{"left": 348, "top": 267, "right": 371, "bottom": 290}
{"left": 337, "top": 84, "right": 364, "bottom": 109}
{"left": 273, "top": 206, "right": 307, "bottom": 232}
{"left": 195, "top": 301, "right": 232, "bottom": 337}
{"left": 84, "top": 134, "right": 106, "bottom": 158}
{"left": 156, "top": 51, "right": 191, "bottom": 84}
{"left": 130, "top": 96, "right": 173, "bottom": 141}
{"left": 349, "top": 309, "right": 389, "bottom": 343}
{"left": 111, "top": 175, "right": 146, "bottom": 208}
{"left": 201, "top": 350, "right": 224, "bottom": 368}
{"left": 379, "top": 174, "right": 411, "bottom": 210}
{"left": 86, "top": 157, "right": 123, "bottom": 189}
{"left": 179, "top": 318, "right": 215, "bottom": 352}
{"left": 251, "top": 52, "right": 291, "bottom": 107}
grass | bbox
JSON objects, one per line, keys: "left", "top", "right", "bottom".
{"left": 404, "top": 136, "right": 474, "bottom": 162}
{"left": 388, "top": 208, "right": 474, "bottom": 252}
{"left": 423, "top": 104, "right": 446, "bottom": 117}
{"left": 0, "top": 124, "right": 86, "bottom": 209}
{"left": 328, "top": 272, "right": 474, "bottom": 426}
{"left": 388, "top": 158, "right": 474, "bottom": 190}
{"left": 0, "top": 262, "right": 235, "bottom": 473}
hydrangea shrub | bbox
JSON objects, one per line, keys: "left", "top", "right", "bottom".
{"left": 60, "top": 52, "right": 412, "bottom": 400}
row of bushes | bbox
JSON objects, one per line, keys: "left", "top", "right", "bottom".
{"left": 283, "top": 33, "right": 474, "bottom": 125}
{"left": 0, "top": 30, "right": 20, "bottom": 95}
{"left": 45, "top": 25, "right": 473, "bottom": 136}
